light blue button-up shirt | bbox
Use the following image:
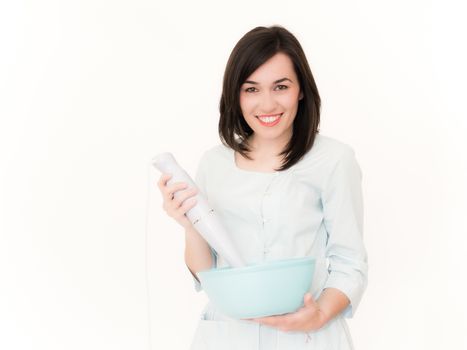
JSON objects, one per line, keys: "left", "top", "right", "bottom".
{"left": 190, "top": 134, "right": 368, "bottom": 349}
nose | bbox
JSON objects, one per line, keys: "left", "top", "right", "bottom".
{"left": 258, "top": 90, "right": 277, "bottom": 114}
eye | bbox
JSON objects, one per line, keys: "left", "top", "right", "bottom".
{"left": 244, "top": 87, "right": 257, "bottom": 93}
{"left": 275, "top": 85, "right": 288, "bottom": 90}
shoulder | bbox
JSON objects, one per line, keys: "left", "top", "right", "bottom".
{"left": 289, "top": 134, "right": 361, "bottom": 185}
{"left": 300, "top": 133, "right": 357, "bottom": 168}
{"left": 197, "top": 143, "right": 232, "bottom": 167}
{"left": 313, "top": 133, "right": 356, "bottom": 157}
{"left": 315, "top": 135, "right": 362, "bottom": 183}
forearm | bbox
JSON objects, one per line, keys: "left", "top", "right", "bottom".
{"left": 184, "top": 225, "right": 213, "bottom": 282}
{"left": 316, "top": 288, "right": 351, "bottom": 325}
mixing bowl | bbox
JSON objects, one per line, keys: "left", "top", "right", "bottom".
{"left": 196, "top": 256, "right": 315, "bottom": 319}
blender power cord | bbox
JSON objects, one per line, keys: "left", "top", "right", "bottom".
{"left": 144, "top": 161, "right": 153, "bottom": 350}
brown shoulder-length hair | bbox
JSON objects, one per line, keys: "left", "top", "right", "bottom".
{"left": 218, "top": 25, "right": 321, "bottom": 171}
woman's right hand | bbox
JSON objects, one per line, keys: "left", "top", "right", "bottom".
{"left": 157, "top": 173, "right": 199, "bottom": 230}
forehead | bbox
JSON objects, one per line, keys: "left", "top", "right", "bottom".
{"left": 245, "top": 52, "right": 297, "bottom": 83}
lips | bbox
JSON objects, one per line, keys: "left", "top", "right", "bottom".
{"left": 256, "top": 113, "right": 283, "bottom": 126}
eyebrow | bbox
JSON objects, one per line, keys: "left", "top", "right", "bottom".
{"left": 243, "top": 77, "right": 293, "bottom": 85}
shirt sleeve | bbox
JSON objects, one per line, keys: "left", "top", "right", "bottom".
{"left": 321, "top": 147, "right": 368, "bottom": 318}
{"left": 190, "top": 151, "right": 217, "bottom": 292}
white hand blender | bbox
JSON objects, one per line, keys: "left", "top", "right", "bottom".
{"left": 152, "top": 153, "right": 246, "bottom": 268}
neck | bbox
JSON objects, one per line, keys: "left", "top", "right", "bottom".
{"left": 247, "top": 132, "right": 291, "bottom": 158}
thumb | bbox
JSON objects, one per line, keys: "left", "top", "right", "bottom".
{"left": 303, "top": 292, "right": 315, "bottom": 306}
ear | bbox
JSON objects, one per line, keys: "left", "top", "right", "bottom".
{"left": 299, "top": 91, "right": 304, "bottom": 100}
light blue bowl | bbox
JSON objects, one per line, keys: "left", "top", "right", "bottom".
{"left": 197, "top": 256, "right": 315, "bottom": 319}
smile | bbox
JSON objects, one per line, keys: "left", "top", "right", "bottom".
{"left": 256, "top": 113, "right": 283, "bottom": 126}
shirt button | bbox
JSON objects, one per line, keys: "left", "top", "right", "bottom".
{"left": 264, "top": 191, "right": 271, "bottom": 196}
{"left": 262, "top": 218, "right": 269, "bottom": 223}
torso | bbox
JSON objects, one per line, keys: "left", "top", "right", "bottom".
{"left": 190, "top": 134, "right": 361, "bottom": 349}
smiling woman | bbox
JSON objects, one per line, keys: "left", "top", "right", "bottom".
{"left": 219, "top": 25, "right": 321, "bottom": 172}
{"left": 156, "top": 25, "right": 368, "bottom": 350}
{"left": 238, "top": 52, "right": 303, "bottom": 156}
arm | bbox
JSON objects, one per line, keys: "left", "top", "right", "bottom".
{"left": 184, "top": 225, "right": 214, "bottom": 284}
{"left": 321, "top": 148, "right": 368, "bottom": 319}
{"left": 316, "top": 288, "right": 350, "bottom": 324}
{"left": 185, "top": 150, "right": 218, "bottom": 290}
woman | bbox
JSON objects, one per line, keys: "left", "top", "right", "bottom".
{"left": 157, "top": 25, "right": 368, "bottom": 349}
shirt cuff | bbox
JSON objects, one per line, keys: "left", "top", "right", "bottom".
{"left": 323, "top": 269, "right": 368, "bottom": 318}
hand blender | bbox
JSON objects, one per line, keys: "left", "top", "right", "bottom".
{"left": 152, "top": 152, "right": 246, "bottom": 268}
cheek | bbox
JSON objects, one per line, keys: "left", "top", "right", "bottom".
{"left": 280, "top": 94, "right": 300, "bottom": 110}
{"left": 239, "top": 96, "right": 255, "bottom": 115}
{"left": 282, "top": 99, "right": 298, "bottom": 111}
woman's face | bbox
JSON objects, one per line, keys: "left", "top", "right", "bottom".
{"left": 239, "top": 52, "right": 303, "bottom": 147}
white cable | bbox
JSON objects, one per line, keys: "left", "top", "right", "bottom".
{"left": 144, "top": 161, "right": 153, "bottom": 350}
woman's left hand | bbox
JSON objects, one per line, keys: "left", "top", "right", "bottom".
{"left": 246, "top": 293, "right": 327, "bottom": 332}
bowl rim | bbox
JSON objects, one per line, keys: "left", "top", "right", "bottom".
{"left": 197, "top": 256, "right": 316, "bottom": 278}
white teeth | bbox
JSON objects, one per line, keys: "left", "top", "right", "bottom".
{"left": 258, "top": 114, "right": 281, "bottom": 123}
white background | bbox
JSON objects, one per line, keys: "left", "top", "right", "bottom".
{"left": 1, "top": 1, "right": 466, "bottom": 349}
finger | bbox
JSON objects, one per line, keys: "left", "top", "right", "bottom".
{"left": 157, "top": 173, "right": 188, "bottom": 194}
{"left": 164, "top": 189, "right": 195, "bottom": 214}
{"left": 171, "top": 187, "right": 198, "bottom": 208}
{"left": 157, "top": 173, "right": 172, "bottom": 189}
{"left": 255, "top": 318, "right": 275, "bottom": 327}
{"left": 166, "top": 181, "right": 189, "bottom": 194}
{"left": 266, "top": 316, "right": 291, "bottom": 329}
{"left": 184, "top": 198, "right": 198, "bottom": 214}
{"left": 253, "top": 315, "right": 280, "bottom": 326}
{"left": 169, "top": 201, "right": 197, "bottom": 224}
{"left": 173, "top": 197, "right": 197, "bottom": 218}
{"left": 181, "top": 196, "right": 198, "bottom": 212}
{"left": 162, "top": 186, "right": 193, "bottom": 213}
{"left": 164, "top": 182, "right": 189, "bottom": 201}
{"left": 303, "top": 293, "right": 316, "bottom": 307}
